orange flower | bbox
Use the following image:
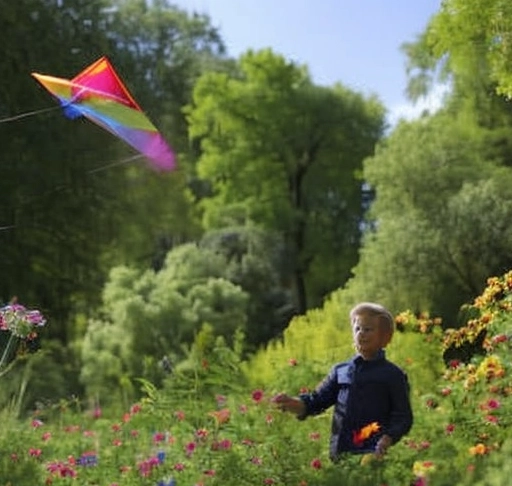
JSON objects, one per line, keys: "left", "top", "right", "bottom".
{"left": 352, "top": 422, "right": 380, "bottom": 446}
{"left": 469, "top": 443, "right": 488, "bottom": 456}
{"left": 208, "top": 408, "right": 231, "bottom": 425}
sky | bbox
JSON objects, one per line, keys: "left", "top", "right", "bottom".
{"left": 173, "top": 0, "right": 445, "bottom": 124}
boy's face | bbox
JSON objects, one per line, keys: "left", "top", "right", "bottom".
{"left": 351, "top": 313, "right": 390, "bottom": 360}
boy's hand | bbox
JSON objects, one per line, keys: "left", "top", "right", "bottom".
{"left": 374, "top": 434, "right": 392, "bottom": 458}
{"left": 272, "top": 393, "right": 306, "bottom": 416}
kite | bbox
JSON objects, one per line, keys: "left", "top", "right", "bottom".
{"left": 31, "top": 56, "right": 176, "bottom": 171}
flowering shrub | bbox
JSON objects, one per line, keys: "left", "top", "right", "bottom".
{"left": 0, "top": 302, "right": 46, "bottom": 376}
{"left": 5, "top": 271, "right": 512, "bottom": 484}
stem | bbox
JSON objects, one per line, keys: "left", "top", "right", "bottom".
{"left": 0, "top": 333, "right": 16, "bottom": 371}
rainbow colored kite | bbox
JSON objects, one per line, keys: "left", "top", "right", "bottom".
{"left": 31, "top": 57, "right": 176, "bottom": 171}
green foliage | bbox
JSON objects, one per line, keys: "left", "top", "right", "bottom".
{"left": 187, "top": 47, "right": 385, "bottom": 312}
{"left": 79, "top": 245, "right": 248, "bottom": 401}
{"left": 3, "top": 272, "right": 512, "bottom": 485}
{"left": 199, "top": 225, "right": 295, "bottom": 348}
{"left": 0, "top": 0, "right": 227, "bottom": 348}
{"left": 244, "top": 295, "right": 353, "bottom": 389}
{"left": 0, "top": 411, "right": 44, "bottom": 486}
{"left": 345, "top": 111, "right": 512, "bottom": 320}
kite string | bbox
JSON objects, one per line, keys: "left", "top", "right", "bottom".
{"left": 0, "top": 106, "right": 60, "bottom": 124}
{"left": 88, "top": 154, "right": 145, "bottom": 174}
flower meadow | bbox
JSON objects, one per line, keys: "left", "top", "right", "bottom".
{"left": 3, "top": 271, "right": 512, "bottom": 485}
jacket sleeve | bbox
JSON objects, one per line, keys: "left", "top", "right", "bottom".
{"left": 384, "top": 370, "right": 413, "bottom": 443}
{"left": 297, "top": 365, "right": 341, "bottom": 420}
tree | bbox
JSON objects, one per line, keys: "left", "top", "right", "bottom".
{"left": 0, "top": 0, "right": 228, "bottom": 345}
{"left": 402, "top": 0, "right": 512, "bottom": 100}
{"left": 200, "top": 225, "right": 296, "bottom": 348}
{"left": 186, "top": 48, "right": 385, "bottom": 313}
{"left": 79, "top": 244, "right": 249, "bottom": 400}
{"left": 344, "top": 112, "right": 512, "bottom": 320}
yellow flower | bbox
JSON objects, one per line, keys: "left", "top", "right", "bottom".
{"left": 413, "top": 460, "right": 435, "bottom": 477}
{"left": 360, "top": 453, "right": 375, "bottom": 466}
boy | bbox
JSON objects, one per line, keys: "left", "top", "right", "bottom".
{"left": 274, "top": 302, "right": 413, "bottom": 462}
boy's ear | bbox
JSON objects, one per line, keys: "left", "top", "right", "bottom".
{"left": 381, "top": 330, "right": 393, "bottom": 347}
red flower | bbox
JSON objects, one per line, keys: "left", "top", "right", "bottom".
{"left": 445, "top": 423, "right": 455, "bottom": 434}
{"left": 185, "top": 441, "right": 196, "bottom": 457}
{"left": 310, "top": 458, "right": 322, "bottom": 469}
{"left": 130, "top": 403, "right": 142, "bottom": 414}
{"left": 487, "top": 398, "right": 500, "bottom": 409}
{"left": 92, "top": 406, "right": 102, "bottom": 419}
{"left": 174, "top": 410, "right": 186, "bottom": 421}
{"left": 448, "top": 359, "right": 461, "bottom": 368}
{"left": 252, "top": 389, "right": 264, "bottom": 403}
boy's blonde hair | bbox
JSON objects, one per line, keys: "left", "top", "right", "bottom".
{"left": 349, "top": 302, "right": 395, "bottom": 339}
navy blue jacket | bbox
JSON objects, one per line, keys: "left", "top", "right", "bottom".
{"left": 299, "top": 350, "right": 413, "bottom": 461}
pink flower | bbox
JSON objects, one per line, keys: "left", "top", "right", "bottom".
{"left": 92, "top": 406, "right": 102, "bottom": 419}
{"left": 130, "top": 429, "right": 139, "bottom": 437}
{"left": 310, "top": 458, "right": 322, "bottom": 469}
{"left": 196, "top": 428, "right": 209, "bottom": 439}
{"left": 29, "top": 448, "right": 42, "bottom": 457}
{"left": 445, "top": 424, "right": 455, "bottom": 434}
{"left": 32, "top": 419, "right": 44, "bottom": 428}
{"left": 289, "top": 358, "right": 298, "bottom": 366}
{"left": 251, "top": 457, "right": 263, "bottom": 465}
{"left": 130, "top": 403, "right": 142, "bottom": 414}
{"left": 487, "top": 399, "right": 500, "bottom": 410}
{"left": 441, "top": 387, "right": 451, "bottom": 396}
{"left": 42, "top": 432, "right": 52, "bottom": 441}
{"left": 153, "top": 432, "right": 166, "bottom": 443}
{"left": 252, "top": 389, "right": 264, "bottom": 403}
{"left": 185, "top": 441, "right": 197, "bottom": 457}
{"left": 216, "top": 395, "right": 227, "bottom": 407}
{"left": 174, "top": 462, "right": 185, "bottom": 471}
{"left": 263, "top": 479, "right": 275, "bottom": 485}
{"left": 174, "top": 410, "right": 186, "bottom": 421}
{"left": 112, "top": 439, "right": 122, "bottom": 446}
{"left": 265, "top": 414, "right": 273, "bottom": 424}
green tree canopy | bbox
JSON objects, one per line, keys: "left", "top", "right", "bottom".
{"left": 186, "top": 48, "right": 385, "bottom": 313}
{"left": 345, "top": 112, "right": 512, "bottom": 320}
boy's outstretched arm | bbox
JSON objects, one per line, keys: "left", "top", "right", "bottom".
{"left": 273, "top": 393, "right": 306, "bottom": 416}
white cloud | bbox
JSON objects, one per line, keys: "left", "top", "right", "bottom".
{"left": 387, "top": 83, "right": 451, "bottom": 127}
